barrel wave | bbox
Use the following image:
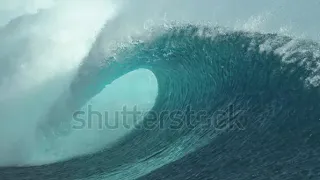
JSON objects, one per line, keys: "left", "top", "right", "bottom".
{"left": 1, "top": 25, "right": 320, "bottom": 180}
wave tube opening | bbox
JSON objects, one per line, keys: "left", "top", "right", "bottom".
{"left": 32, "top": 68, "right": 158, "bottom": 165}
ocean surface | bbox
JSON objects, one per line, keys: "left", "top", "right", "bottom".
{"left": 1, "top": 0, "right": 320, "bottom": 179}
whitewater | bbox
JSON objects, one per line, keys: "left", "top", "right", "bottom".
{"left": 1, "top": 0, "right": 320, "bottom": 180}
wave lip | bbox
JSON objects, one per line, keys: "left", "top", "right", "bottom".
{"left": 2, "top": 25, "right": 320, "bottom": 180}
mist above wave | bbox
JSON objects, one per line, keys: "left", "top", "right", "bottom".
{"left": 0, "top": 0, "right": 319, "bottom": 167}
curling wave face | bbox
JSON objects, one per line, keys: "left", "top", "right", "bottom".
{"left": 2, "top": 25, "right": 320, "bottom": 180}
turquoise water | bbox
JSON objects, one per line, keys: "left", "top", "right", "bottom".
{"left": 1, "top": 1, "right": 320, "bottom": 180}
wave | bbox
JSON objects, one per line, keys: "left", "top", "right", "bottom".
{"left": 1, "top": 24, "right": 320, "bottom": 180}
